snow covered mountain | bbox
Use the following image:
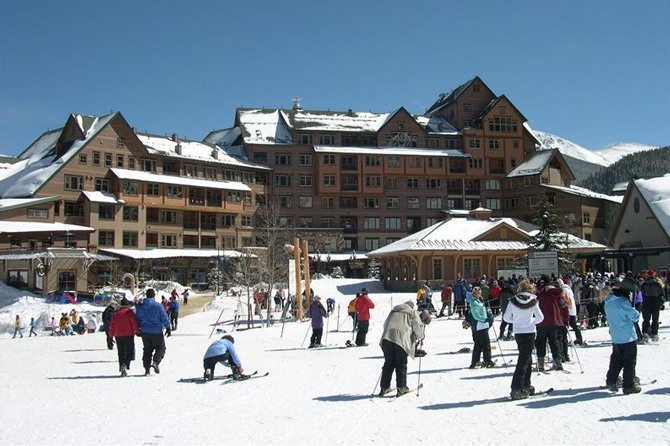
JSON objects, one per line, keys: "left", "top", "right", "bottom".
{"left": 532, "top": 129, "right": 609, "bottom": 166}
{"left": 594, "top": 142, "right": 661, "bottom": 165}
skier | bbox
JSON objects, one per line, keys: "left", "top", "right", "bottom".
{"left": 308, "top": 296, "right": 328, "bottom": 348}
{"left": 604, "top": 278, "right": 641, "bottom": 394}
{"left": 437, "top": 284, "right": 453, "bottom": 318}
{"left": 498, "top": 279, "right": 517, "bottom": 340}
{"left": 348, "top": 294, "right": 359, "bottom": 332}
{"left": 108, "top": 297, "right": 139, "bottom": 377}
{"left": 416, "top": 281, "right": 433, "bottom": 312}
{"left": 502, "top": 279, "right": 544, "bottom": 400}
{"left": 561, "top": 276, "right": 584, "bottom": 350}
{"left": 452, "top": 278, "right": 466, "bottom": 318}
{"left": 378, "top": 300, "right": 425, "bottom": 397}
{"left": 464, "top": 287, "right": 495, "bottom": 368}
{"left": 13, "top": 315, "right": 24, "bottom": 338}
{"left": 135, "top": 288, "right": 171, "bottom": 376}
{"left": 326, "top": 297, "right": 336, "bottom": 314}
{"left": 181, "top": 288, "right": 189, "bottom": 306}
{"left": 535, "top": 276, "right": 569, "bottom": 372}
{"left": 168, "top": 296, "right": 180, "bottom": 331}
{"left": 102, "top": 301, "right": 117, "bottom": 349}
{"left": 29, "top": 317, "right": 38, "bottom": 337}
{"left": 203, "top": 334, "right": 247, "bottom": 381}
{"left": 640, "top": 269, "right": 665, "bottom": 342}
{"left": 489, "top": 280, "right": 502, "bottom": 315}
{"left": 354, "top": 288, "right": 375, "bottom": 346}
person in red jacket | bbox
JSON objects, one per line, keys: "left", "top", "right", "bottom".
{"left": 354, "top": 288, "right": 375, "bottom": 346}
{"left": 535, "top": 276, "right": 569, "bottom": 371}
{"left": 489, "top": 280, "right": 502, "bottom": 315}
{"left": 108, "top": 298, "right": 140, "bottom": 377}
{"left": 437, "top": 284, "right": 453, "bottom": 318}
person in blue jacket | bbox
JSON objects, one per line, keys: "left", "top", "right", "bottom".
{"left": 168, "top": 296, "right": 180, "bottom": 331}
{"left": 135, "top": 288, "right": 171, "bottom": 376}
{"left": 604, "top": 278, "right": 641, "bottom": 394}
{"left": 203, "top": 335, "right": 247, "bottom": 381}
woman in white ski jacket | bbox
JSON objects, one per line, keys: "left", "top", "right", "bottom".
{"left": 503, "top": 279, "right": 544, "bottom": 400}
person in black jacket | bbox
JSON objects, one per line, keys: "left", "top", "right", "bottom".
{"left": 101, "top": 300, "right": 117, "bottom": 350}
{"left": 641, "top": 269, "right": 665, "bottom": 342}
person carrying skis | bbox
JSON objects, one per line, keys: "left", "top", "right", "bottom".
{"left": 378, "top": 300, "right": 425, "bottom": 397}
{"left": 464, "top": 287, "right": 495, "bottom": 368}
{"left": 135, "top": 288, "right": 171, "bottom": 376}
{"left": 203, "top": 334, "right": 247, "bottom": 381}
{"left": 108, "top": 297, "right": 140, "bottom": 377}
{"left": 503, "top": 279, "right": 544, "bottom": 400}
{"left": 604, "top": 278, "right": 641, "bottom": 394}
{"left": 355, "top": 288, "right": 375, "bottom": 346}
{"left": 308, "top": 296, "right": 328, "bottom": 348}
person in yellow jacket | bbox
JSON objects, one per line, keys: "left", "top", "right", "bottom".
{"left": 59, "top": 313, "right": 73, "bottom": 335}
{"left": 348, "top": 294, "right": 359, "bottom": 332}
{"left": 13, "top": 315, "right": 24, "bottom": 338}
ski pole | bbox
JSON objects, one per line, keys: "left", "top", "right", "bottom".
{"left": 490, "top": 323, "right": 508, "bottom": 367}
{"left": 325, "top": 313, "right": 330, "bottom": 346}
{"left": 416, "top": 354, "right": 423, "bottom": 396}
{"left": 336, "top": 304, "right": 340, "bottom": 332}
{"left": 566, "top": 329, "right": 584, "bottom": 374}
{"left": 371, "top": 369, "right": 383, "bottom": 397}
{"left": 300, "top": 322, "right": 311, "bottom": 348}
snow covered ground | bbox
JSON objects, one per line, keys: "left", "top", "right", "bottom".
{"left": 1, "top": 277, "right": 669, "bottom": 445}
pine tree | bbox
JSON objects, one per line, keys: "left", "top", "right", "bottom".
{"left": 526, "top": 195, "right": 575, "bottom": 273}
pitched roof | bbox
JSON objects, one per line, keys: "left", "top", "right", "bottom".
{"left": 540, "top": 184, "right": 623, "bottom": 204}
{"left": 507, "top": 149, "right": 575, "bottom": 180}
{"left": 414, "top": 115, "right": 460, "bottom": 135}
{"left": 110, "top": 168, "right": 251, "bottom": 192}
{"left": 425, "top": 77, "right": 478, "bottom": 115}
{"left": 0, "top": 196, "right": 60, "bottom": 213}
{"left": 634, "top": 174, "right": 670, "bottom": 239}
{"left": 368, "top": 214, "right": 605, "bottom": 256}
{"left": 0, "top": 221, "right": 95, "bottom": 234}
{"left": 475, "top": 95, "right": 528, "bottom": 123}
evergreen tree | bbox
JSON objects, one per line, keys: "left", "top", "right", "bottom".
{"left": 526, "top": 195, "right": 575, "bottom": 273}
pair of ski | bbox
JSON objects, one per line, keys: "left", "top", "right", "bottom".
{"left": 375, "top": 383, "right": 424, "bottom": 399}
{"left": 599, "top": 378, "right": 657, "bottom": 391}
{"left": 508, "top": 387, "right": 554, "bottom": 401}
{"left": 539, "top": 368, "right": 571, "bottom": 375}
{"left": 179, "top": 371, "right": 269, "bottom": 384}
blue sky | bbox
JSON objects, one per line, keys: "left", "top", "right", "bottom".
{"left": 1, "top": 0, "right": 668, "bottom": 156}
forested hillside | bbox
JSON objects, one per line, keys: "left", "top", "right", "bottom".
{"left": 576, "top": 146, "right": 670, "bottom": 194}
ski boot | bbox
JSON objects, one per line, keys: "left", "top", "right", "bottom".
{"left": 378, "top": 388, "right": 393, "bottom": 397}
{"left": 396, "top": 387, "right": 410, "bottom": 397}
{"left": 510, "top": 389, "right": 528, "bottom": 400}
{"left": 204, "top": 369, "right": 213, "bottom": 381}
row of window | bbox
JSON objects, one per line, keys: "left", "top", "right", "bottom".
{"left": 290, "top": 134, "right": 462, "bottom": 150}
{"left": 98, "top": 205, "right": 253, "bottom": 227}
{"left": 468, "top": 139, "right": 519, "bottom": 150}
{"left": 79, "top": 148, "right": 135, "bottom": 170}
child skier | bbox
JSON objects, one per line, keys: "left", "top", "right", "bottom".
{"left": 203, "top": 335, "right": 247, "bottom": 381}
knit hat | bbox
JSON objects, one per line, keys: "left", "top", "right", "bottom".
{"left": 222, "top": 334, "right": 235, "bottom": 344}
{"left": 420, "top": 309, "right": 431, "bottom": 325}
{"left": 515, "top": 292, "right": 534, "bottom": 304}
{"left": 120, "top": 297, "right": 131, "bottom": 307}
{"left": 539, "top": 274, "right": 551, "bottom": 286}
{"left": 361, "top": 288, "right": 368, "bottom": 294}
{"left": 145, "top": 288, "right": 156, "bottom": 298}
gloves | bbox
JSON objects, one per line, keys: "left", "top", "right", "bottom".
{"left": 462, "top": 320, "right": 471, "bottom": 330}
{"left": 165, "top": 328, "right": 171, "bottom": 337}
{"left": 237, "top": 364, "right": 244, "bottom": 374}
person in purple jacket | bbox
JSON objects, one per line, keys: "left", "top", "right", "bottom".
{"left": 308, "top": 295, "right": 328, "bottom": 348}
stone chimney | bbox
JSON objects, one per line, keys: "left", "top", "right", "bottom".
{"left": 211, "top": 148, "right": 219, "bottom": 160}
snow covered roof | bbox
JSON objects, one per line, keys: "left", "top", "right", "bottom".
{"left": 203, "top": 127, "right": 242, "bottom": 149}
{"left": 237, "top": 109, "right": 294, "bottom": 145}
{"left": 507, "top": 150, "right": 556, "bottom": 178}
{"left": 100, "top": 248, "right": 249, "bottom": 260}
{"left": 0, "top": 114, "right": 116, "bottom": 198}
{"left": 413, "top": 116, "right": 460, "bottom": 135}
{"left": 138, "top": 133, "right": 269, "bottom": 170}
{"left": 110, "top": 168, "right": 251, "bottom": 192}
{"left": 634, "top": 174, "right": 670, "bottom": 238}
{"left": 0, "top": 196, "right": 60, "bottom": 213}
{"left": 81, "top": 191, "right": 125, "bottom": 204}
{"left": 0, "top": 249, "right": 116, "bottom": 261}
{"left": 0, "top": 221, "right": 95, "bottom": 234}
{"left": 369, "top": 214, "right": 604, "bottom": 256}
{"left": 313, "top": 146, "right": 469, "bottom": 157}
{"left": 284, "top": 109, "right": 390, "bottom": 133}
{"left": 541, "top": 184, "right": 623, "bottom": 204}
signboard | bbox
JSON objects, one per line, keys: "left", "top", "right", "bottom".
{"left": 497, "top": 269, "right": 528, "bottom": 280}
{"left": 528, "top": 251, "right": 558, "bottom": 278}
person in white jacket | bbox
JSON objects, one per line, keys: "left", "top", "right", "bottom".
{"left": 503, "top": 279, "right": 544, "bottom": 400}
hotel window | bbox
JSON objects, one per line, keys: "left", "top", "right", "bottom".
{"left": 322, "top": 217, "right": 335, "bottom": 227}
{"left": 122, "top": 180, "right": 138, "bottom": 196}
{"left": 324, "top": 175, "right": 336, "bottom": 187}
{"left": 161, "top": 234, "right": 177, "bottom": 248}
{"left": 275, "top": 154, "right": 292, "bottom": 165}
{"left": 363, "top": 197, "right": 379, "bottom": 209}
{"left": 469, "top": 139, "right": 480, "bottom": 149}
{"left": 98, "top": 231, "right": 114, "bottom": 247}
{"left": 204, "top": 167, "right": 217, "bottom": 180}
{"left": 407, "top": 197, "right": 420, "bottom": 210}
{"left": 489, "top": 140, "right": 500, "bottom": 150}
{"left": 386, "top": 177, "right": 399, "bottom": 189}
{"left": 386, "top": 237, "right": 401, "bottom": 244}
{"left": 524, "top": 196, "right": 536, "bottom": 207}
{"left": 243, "top": 193, "right": 252, "bottom": 205}
{"left": 583, "top": 211, "right": 591, "bottom": 225}
{"left": 242, "top": 216, "right": 253, "bottom": 227}
{"left": 92, "top": 152, "right": 100, "bottom": 166}
{"left": 253, "top": 152, "right": 268, "bottom": 163}
{"left": 364, "top": 238, "right": 380, "bottom": 251}
{"left": 27, "top": 208, "right": 49, "bottom": 219}
{"left": 298, "top": 217, "right": 313, "bottom": 227}
{"left": 386, "top": 197, "right": 399, "bottom": 209}
{"left": 427, "top": 217, "right": 440, "bottom": 226}
{"left": 141, "top": 159, "right": 156, "bottom": 172}
{"left": 485, "top": 179, "right": 501, "bottom": 190}
{"left": 227, "top": 191, "right": 241, "bottom": 203}
{"left": 299, "top": 154, "right": 313, "bottom": 166}
{"left": 511, "top": 159, "right": 517, "bottom": 168}
{"left": 116, "top": 137, "right": 125, "bottom": 148}
{"left": 277, "top": 196, "right": 293, "bottom": 208}
{"left": 222, "top": 237, "right": 236, "bottom": 249}
{"left": 128, "top": 157, "right": 135, "bottom": 170}
{"left": 363, "top": 217, "right": 380, "bottom": 229}
{"left": 464, "top": 120, "right": 472, "bottom": 128}
{"left": 513, "top": 140, "right": 519, "bottom": 149}
{"left": 299, "top": 196, "right": 313, "bottom": 208}
{"left": 278, "top": 217, "right": 292, "bottom": 227}
{"left": 541, "top": 177, "right": 549, "bottom": 184}
{"left": 79, "top": 154, "right": 87, "bottom": 164}
{"left": 64, "top": 202, "right": 83, "bottom": 217}
{"left": 99, "top": 204, "right": 115, "bottom": 220}
{"left": 506, "top": 179, "right": 516, "bottom": 189}
{"left": 221, "top": 214, "right": 236, "bottom": 227}
{"left": 58, "top": 271, "right": 76, "bottom": 291}
{"left": 409, "top": 156, "right": 421, "bottom": 168}
{"left": 388, "top": 156, "right": 401, "bottom": 167}
{"left": 275, "top": 175, "right": 292, "bottom": 187}
{"left": 64, "top": 175, "right": 84, "bottom": 191}
{"left": 464, "top": 104, "right": 471, "bottom": 112}
{"left": 463, "top": 258, "right": 481, "bottom": 279}
{"left": 339, "top": 197, "right": 357, "bottom": 209}
{"left": 323, "top": 154, "right": 336, "bottom": 165}
{"left": 95, "top": 178, "right": 110, "bottom": 193}
{"left": 183, "top": 164, "right": 197, "bottom": 177}
{"left": 365, "top": 155, "right": 381, "bottom": 166}
{"left": 486, "top": 198, "right": 501, "bottom": 210}
{"left": 468, "top": 158, "right": 483, "bottom": 169}
{"left": 386, "top": 217, "right": 401, "bottom": 230}
{"left": 426, "top": 197, "right": 442, "bottom": 210}
{"left": 524, "top": 177, "right": 533, "bottom": 187}
{"left": 223, "top": 170, "right": 235, "bottom": 181}
{"left": 322, "top": 197, "right": 335, "bottom": 209}
{"left": 319, "top": 135, "right": 334, "bottom": 145}
{"left": 166, "top": 185, "right": 182, "bottom": 198}
{"left": 497, "top": 257, "right": 515, "bottom": 271}
{"left": 116, "top": 154, "right": 124, "bottom": 168}
{"left": 299, "top": 174, "right": 313, "bottom": 187}
{"left": 426, "top": 179, "right": 441, "bottom": 189}
{"left": 297, "top": 134, "right": 312, "bottom": 144}
{"left": 123, "top": 206, "right": 138, "bottom": 222}
{"left": 506, "top": 198, "right": 518, "bottom": 209}
{"left": 161, "top": 209, "right": 177, "bottom": 224}
{"left": 365, "top": 176, "right": 381, "bottom": 187}
{"left": 433, "top": 258, "right": 443, "bottom": 280}
{"left": 427, "top": 157, "right": 443, "bottom": 168}
{"left": 122, "top": 231, "right": 138, "bottom": 248}
{"left": 564, "top": 212, "right": 576, "bottom": 225}
{"left": 104, "top": 153, "right": 112, "bottom": 167}
{"left": 488, "top": 117, "right": 518, "bottom": 133}
{"left": 407, "top": 178, "right": 419, "bottom": 189}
